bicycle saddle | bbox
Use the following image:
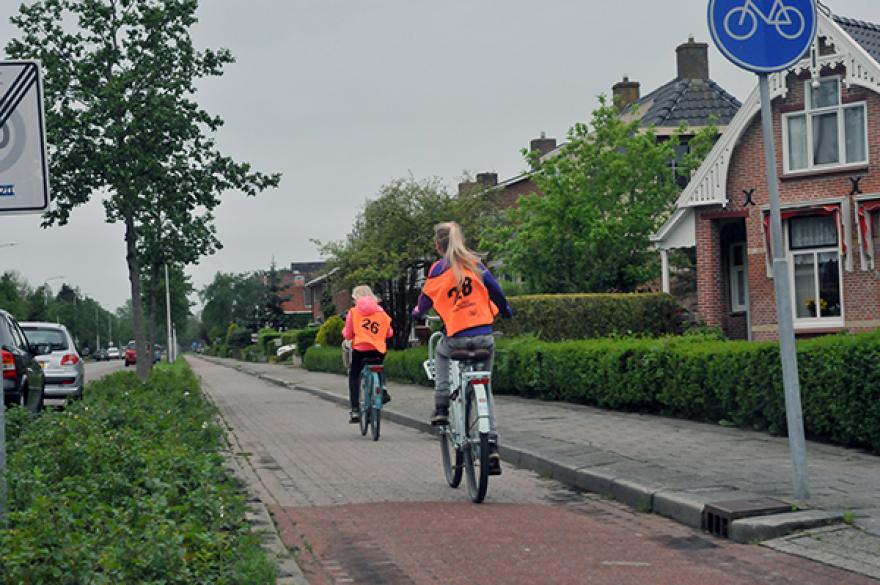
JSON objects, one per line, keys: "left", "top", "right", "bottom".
{"left": 450, "top": 349, "right": 492, "bottom": 362}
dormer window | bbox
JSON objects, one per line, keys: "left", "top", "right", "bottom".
{"left": 782, "top": 77, "right": 868, "bottom": 174}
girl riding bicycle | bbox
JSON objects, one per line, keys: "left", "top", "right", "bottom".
{"left": 412, "top": 222, "right": 512, "bottom": 473}
{"left": 343, "top": 285, "right": 393, "bottom": 423}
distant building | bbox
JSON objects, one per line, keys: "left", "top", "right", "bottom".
{"left": 279, "top": 262, "right": 325, "bottom": 317}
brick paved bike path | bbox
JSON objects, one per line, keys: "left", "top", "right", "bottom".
{"left": 205, "top": 357, "right": 880, "bottom": 526}
{"left": 189, "top": 357, "right": 880, "bottom": 584}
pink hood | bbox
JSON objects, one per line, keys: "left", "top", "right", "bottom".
{"left": 355, "top": 296, "right": 382, "bottom": 316}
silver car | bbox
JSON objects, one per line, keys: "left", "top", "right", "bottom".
{"left": 21, "top": 322, "right": 85, "bottom": 400}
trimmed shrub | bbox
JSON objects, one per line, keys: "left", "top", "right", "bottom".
{"left": 258, "top": 328, "right": 282, "bottom": 355}
{"left": 304, "top": 332, "right": 880, "bottom": 453}
{"left": 281, "top": 330, "right": 300, "bottom": 346}
{"left": 0, "top": 363, "right": 276, "bottom": 584}
{"left": 226, "top": 323, "right": 252, "bottom": 350}
{"left": 303, "top": 346, "right": 346, "bottom": 374}
{"left": 495, "top": 293, "right": 681, "bottom": 341}
{"left": 296, "top": 328, "right": 320, "bottom": 357}
{"left": 315, "top": 315, "right": 345, "bottom": 347}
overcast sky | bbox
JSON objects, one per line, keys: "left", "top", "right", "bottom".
{"left": 1, "top": 0, "right": 878, "bottom": 311}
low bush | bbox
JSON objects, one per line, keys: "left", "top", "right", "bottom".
{"left": 281, "top": 329, "right": 300, "bottom": 346}
{"left": 495, "top": 293, "right": 682, "bottom": 341}
{"left": 315, "top": 315, "right": 344, "bottom": 347}
{"left": 304, "top": 332, "right": 880, "bottom": 453}
{"left": 0, "top": 362, "right": 276, "bottom": 584}
{"left": 258, "top": 327, "right": 282, "bottom": 355}
{"left": 296, "top": 328, "right": 320, "bottom": 357}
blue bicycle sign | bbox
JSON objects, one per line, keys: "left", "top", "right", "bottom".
{"left": 709, "top": 0, "right": 817, "bottom": 73}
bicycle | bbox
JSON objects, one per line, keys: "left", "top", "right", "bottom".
{"left": 422, "top": 316, "right": 497, "bottom": 503}
{"left": 723, "top": 0, "right": 805, "bottom": 41}
{"left": 345, "top": 342, "right": 385, "bottom": 441}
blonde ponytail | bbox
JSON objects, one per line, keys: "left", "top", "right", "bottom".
{"left": 434, "top": 222, "right": 482, "bottom": 289}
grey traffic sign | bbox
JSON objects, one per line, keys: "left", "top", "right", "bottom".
{"left": 0, "top": 61, "right": 50, "bottom": 214}
{"left": 709, "top": 0, "right": 818, "bottom": 73}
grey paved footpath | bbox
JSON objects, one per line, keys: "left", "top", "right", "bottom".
{"left": 197, "top": 356, "right": 880, "bottom": 576}
{"left": 188, "top": 357, "right": 880, "bottom": 585}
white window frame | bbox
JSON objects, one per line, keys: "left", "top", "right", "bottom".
{"left": 785, "top": 217, "right": 845, "bottom": 329}
{"left": 781, "top": 76, "right": 869, "bottom": 175}
{"left": 729, "top": 242, "right": 748, "bottom": 313}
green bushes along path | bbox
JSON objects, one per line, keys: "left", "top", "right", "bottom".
{"left": 495, "top": 293, "right": 682, "bottom": 341}
{"left": 0, "top": 362, "right": 276, "bottom": 584}
{"left": 305, "top": 332, "right": 880, "bottom": 453}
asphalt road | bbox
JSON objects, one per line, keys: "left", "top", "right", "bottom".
{"left": 190, "top": 357, "right": 878, "bottom": 585}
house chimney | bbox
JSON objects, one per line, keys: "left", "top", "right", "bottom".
{"left": 458, "top": 173, "right": 497, "bottom": 196}
{"left": 612, "top": 76, "right": 640, "bottom": 109}
{"left": 677, "top": 35, "right": 709, "bottom": 80}
{"left": 476, "top": 172, "right": 498, "bottom": 187}
{"left": 529, "top": 132, "right": 557, "bottom": 157}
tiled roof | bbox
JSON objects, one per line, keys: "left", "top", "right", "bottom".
{"left": 629, "top": 78, "right": 742, "bottom": 129}
{"left": 833, "top": 15, "right": 880, "bottom": 64}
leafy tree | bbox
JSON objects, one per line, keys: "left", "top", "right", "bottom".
{"left": 199, "top": 272, "right": 264, "bottom": 340}
{"left": 8, "top": 0, "right": 280, "bottom": 379}
{"left": 484, "top": 97, "right": 717, "bottom": 293}
{"left": 319, "top": 177, "right": 498, "bottom": 349}
{"left": 262, "top": 260, "right": 288, "bottom": 330}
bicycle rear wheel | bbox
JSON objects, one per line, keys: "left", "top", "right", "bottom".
{"left": 358, "top": 371, "right": 369, "bottom": 436}
{"left": 463, "top": 384, "right": 489, "bottom": 503}
{"left": 440, "top": 426, "right": 463, "bottom": 487}
{"left": 371, "top": 376, "right": 382, "bottom": 441}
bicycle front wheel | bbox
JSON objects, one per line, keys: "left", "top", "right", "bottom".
{"left": 358, "top": 372, "right": 369, "bottom": 436}
{"left": 463, "top": 384, "right": 489, "bottom": 503}
{"left": 440, "top": 426, "right": 463, "bottom": 487}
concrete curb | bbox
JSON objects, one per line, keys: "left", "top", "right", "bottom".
{"left": 209, "top": 358, "right": 849, "bottom": 544}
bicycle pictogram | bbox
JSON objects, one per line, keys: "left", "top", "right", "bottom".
{"left": 723, "top": 0, "right": 805, "bottom": 41}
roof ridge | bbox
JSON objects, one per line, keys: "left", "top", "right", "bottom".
{"left": 833, "top": 14, "right": 880, "bottom": 31}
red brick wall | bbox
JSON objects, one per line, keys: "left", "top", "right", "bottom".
{"left": 280, "top": 276, "right": 310, "bottom": 314}
{"left": 499, "top": 178, "right": 543, "bottom": 208}
{"left": 699, "top": 66, "right": 880, "bottom": 340}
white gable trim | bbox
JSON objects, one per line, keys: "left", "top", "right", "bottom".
{"left": 655, "top": 11, "right": 880, "bottom": 247}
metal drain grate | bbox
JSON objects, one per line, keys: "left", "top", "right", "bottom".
{"left": 702, "top": 497, "right": 792, "bottom": 538}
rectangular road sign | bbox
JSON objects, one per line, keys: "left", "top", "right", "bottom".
{"left": 0, "top": 60, "right": 50, "bottom": 214}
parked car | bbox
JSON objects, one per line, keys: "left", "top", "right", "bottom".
{"left": 22, "top": 322, "right": 85, "bottom": 401}
{"left": 1, "top": 310, "right": 46, "bottom": 412}
{"left": 124, "top": 343, "right": 164, "bottom": 366}
{"left": 107, "top": 346, "right": 121, "bottom": 360}
{"left": 93, "top": 348, "right": 108, "bottom": 361}
{"left": 124, "top": 342, "right": 136, "bottom": 366}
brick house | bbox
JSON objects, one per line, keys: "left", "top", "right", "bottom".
{"left": 279, "top": 262, "right": 325, "bottom": 317}
{"left": 653, "top": 11, "right": 880, "bottom": 341}
{"left": 304, "top": 268, "right": 351, "bottom": 323}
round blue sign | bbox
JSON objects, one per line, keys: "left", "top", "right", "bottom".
{"left": 709, "top": 0, "right": 817, "bottom": 73}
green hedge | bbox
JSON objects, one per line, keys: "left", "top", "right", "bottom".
{"left": 305, "top": 333, "right": 880, "bottom": 453}
{"left": 295, "top": 328, "right": 320, "bottom": 357}
{"left": 0, "top": 362, "right": 276, "bottom": 584}
{"left": 495, "top": 293, "right": 682, "bottom": 341}
{"left": 258, "top": 328, "right": 282, "bottom": 355}
{"left": 304, "top": 345, "right": 430, "bottom": 385}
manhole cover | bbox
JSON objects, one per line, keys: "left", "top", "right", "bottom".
{"left": 703, "top": 497, "right": 793, "bottom": 538}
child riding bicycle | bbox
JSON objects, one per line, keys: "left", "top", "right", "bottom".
{"left": 343, "top": 285, "right": 393, "bottom": 423}
{"left": 412, "top": 222, "right": 512, "bottom": 474}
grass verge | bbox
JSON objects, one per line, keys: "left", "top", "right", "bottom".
{"left": 0, "top": 361, "right": 276, "bottom": 584}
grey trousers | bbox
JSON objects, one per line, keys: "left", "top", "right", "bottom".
{"left": 435, "top": 334, "right": 497, "bottom": 436}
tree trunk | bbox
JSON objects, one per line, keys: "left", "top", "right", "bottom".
{"left": 125, "top": 214, "right": 151, "bottom": 381}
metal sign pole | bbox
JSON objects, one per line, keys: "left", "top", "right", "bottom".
{"left": 165, "top": 263, "right": 173, "bottom": 363}
{"left": 758, "top": 73, "right": 810, "bottom": 500}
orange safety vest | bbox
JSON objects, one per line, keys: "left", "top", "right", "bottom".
{"left": 422, "top": 265, "right": 498, "bottom": 336}
{"left": 350, "top": 308, "right": 392, "bottom": 354}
